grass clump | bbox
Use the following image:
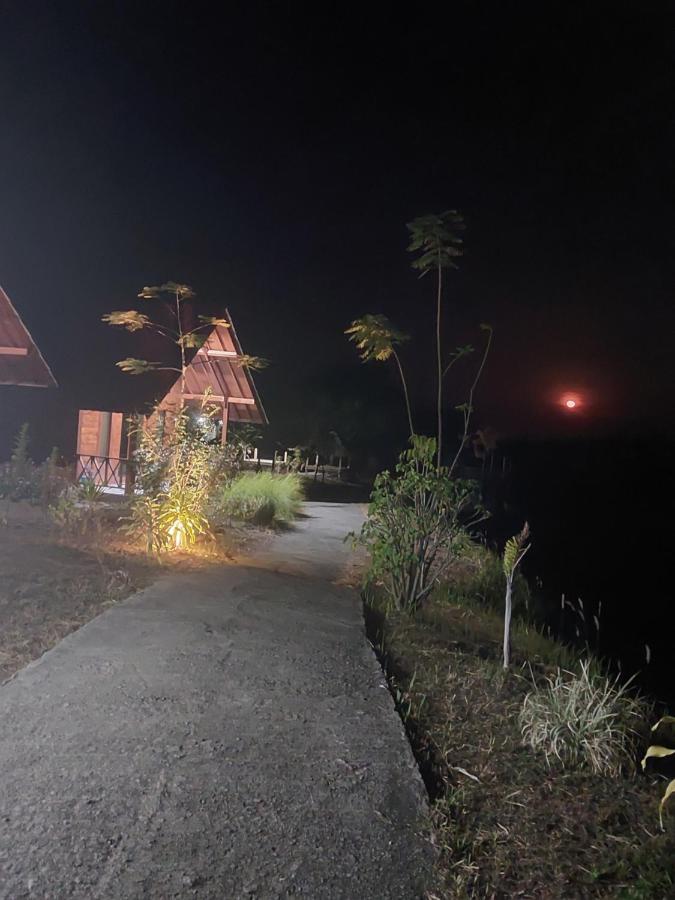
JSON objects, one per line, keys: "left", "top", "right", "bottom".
{"left": 218, "top": 472, "right": 303, "bottom": 525}
{"left": 519, "top": 660, "right": 648, "bottom": 777}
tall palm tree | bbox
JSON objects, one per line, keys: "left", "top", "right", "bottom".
{"left": 345, "top": 314, "right": 415, "bottom": 437}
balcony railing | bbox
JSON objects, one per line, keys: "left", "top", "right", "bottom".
{"left": 76, "top": 455, "right": 127, "bottom": 490}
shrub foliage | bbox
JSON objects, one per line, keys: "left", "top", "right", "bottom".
{"left": 356, "top": 436, "right": 483, "bottom": 611}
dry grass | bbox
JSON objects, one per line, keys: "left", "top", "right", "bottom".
{"left": 367, "top": 595, "right": 675, "bottom": 898}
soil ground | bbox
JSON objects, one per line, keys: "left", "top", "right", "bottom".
{"left": 0, "top": 500, "right": 246, "bottom": 683}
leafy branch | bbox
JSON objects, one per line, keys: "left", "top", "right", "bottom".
{"left": 103, "top": 283, "right": 231, "bottom": 406}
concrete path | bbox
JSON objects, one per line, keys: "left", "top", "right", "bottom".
{"left": 0, "top": 503, "right": 431, "bottom": 899}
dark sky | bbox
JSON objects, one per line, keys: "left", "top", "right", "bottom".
{"left": 1, "top": 1, "right": 674, "bottom": 458}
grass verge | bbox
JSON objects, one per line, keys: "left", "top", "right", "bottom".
{"left": 366, "top": 572, "right": 675, "bottom": 897}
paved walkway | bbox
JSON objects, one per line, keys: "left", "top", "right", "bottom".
{"left": 0, "top": 503, "right": 431, "bottom": 899}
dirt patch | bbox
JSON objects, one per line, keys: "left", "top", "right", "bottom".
{"left": 0, "top": 500, "right": 254, "bottom": 683}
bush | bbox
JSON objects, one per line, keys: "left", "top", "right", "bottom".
{"left": 519, "top": 660, "right": 648, "bottom": 777}
{"left": 48, "top": 485, "right": 105, "bottom": 538}
{"left": 0, "top": 436, "right": 69, "bottom": 506}
{"left": 218, "top": 472, "right": 303, "bottom": 524}
{"left": 356, "top": 436, "right": 483, "bottom": 611}
{"left": 126, "top": 411, "right": 223, "bottom": 553}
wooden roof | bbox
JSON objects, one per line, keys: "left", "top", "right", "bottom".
{"left": 0, "top": 286, "right": 57, "bottom": 388}
{"left": 157, "top": 309, "right": 267, "bottom": 425}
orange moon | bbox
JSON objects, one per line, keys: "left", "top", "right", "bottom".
{"left": 561, "top": 392, "right": 582, "bottom": 410}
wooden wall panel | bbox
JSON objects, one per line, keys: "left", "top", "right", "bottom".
{"left": 77, "top": 410, "right": 125, "bottom": 458}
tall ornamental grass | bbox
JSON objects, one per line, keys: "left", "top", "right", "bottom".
{"left": 218, "top": 472, "right": 303, "bottom": 524}
{"left": 519, "top": 660, "right": 648, "bottom": 777}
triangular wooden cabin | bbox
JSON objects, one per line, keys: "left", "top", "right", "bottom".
{"left": 76, "top": 309, "right": 266, "bottom": 490}
{"left": 153, "top": 309, "right": 267, "bottom": 442}
{"left": 0, "top": 286, "right": 57, "bottom": 388}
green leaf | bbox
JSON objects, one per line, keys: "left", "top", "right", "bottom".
{"left": 503, "top": 522, "right": 531, "bottom": 577}
{"left": 407, "top": 210, "right": 465, "bottom": 273}
{"left": 345, "top": 314, "right": 408, "bottom": 363}
{"left": 102, "top": 310, "right": 150, "bottom": 332}
{"left": 179, "top": 332, "right": 207, "bottom": 349}
{"left": 641, "top": 745, "right": 675, "bottom": 769}
{"left": 651, "top": 716, "right": 675, "bottom": 732}
{"left": 138, "top": 283, "right": 195, "bottom": 301}
{"left": 197, "top": 315, "right": 230, "bottom": 327}
{"left": 233, "top": 354, "right": 269, "bottom": 370}
{"left": 660, "top": 779, "right": 675, "bottom": 830}
{"left": 115, "top": 358, "right": 162, "bottom": 375}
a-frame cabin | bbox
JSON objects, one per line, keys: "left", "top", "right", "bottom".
{"left": 0, "top": 286, "right": 57, "bottom": 388}
{"left": 76, "top": 308, "right": 266, "bottom": 490}
{"left": 154, "top": 308, "right": 267, "bottom": 442}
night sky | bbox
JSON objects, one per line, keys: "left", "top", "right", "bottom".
{"left": 1, "top": 2, "right": 674, "bottom": 460}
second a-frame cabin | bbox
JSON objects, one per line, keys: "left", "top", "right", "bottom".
{"left": 76, "top": 308, "right": 266, "bottom": 490}
{"left": 0, "top": 286, "right": 57, "bottom": 388}
{"left": 154, "top": 309, "right": 267, "bottom": 442}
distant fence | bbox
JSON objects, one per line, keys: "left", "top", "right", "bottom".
{"left": 243, "top": 448, "right": 350, "bottom": 481}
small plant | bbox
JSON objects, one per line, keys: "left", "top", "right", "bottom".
{"left": 218, "top": 472, "right": 304, "bottom": 524}
{"left": 11, "top": 422, "right": 31, "bottom": 472}
{"left": 519, "top": 660, "right": 647, "bottom": 776}
{"left": 641, "top": 715, "right": 675, "bottom": 830}
{"left": 502, "top": 522, "right": 530, "bottom": 669}
{"left": 49, "top": 486, "right": 103, "bottom": 538}
{"left": 78, "top": 477, "right": 104, "bottom": 501}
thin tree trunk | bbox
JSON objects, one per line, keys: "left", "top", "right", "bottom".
{"left": 176, "top": 290, "right": 186, "bottom": 409}
{"left": 436, "top": 259, "right": 443, "bottom": 470}
{"left": 392, "top": 349, "right": 415, "bottom": 437}
{"left": 503, "top": 576, "right": 513, "bottom": 669}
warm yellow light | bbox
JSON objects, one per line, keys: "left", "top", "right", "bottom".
{"left": 167, "top": 518, "right": 186, "bottom": 549}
